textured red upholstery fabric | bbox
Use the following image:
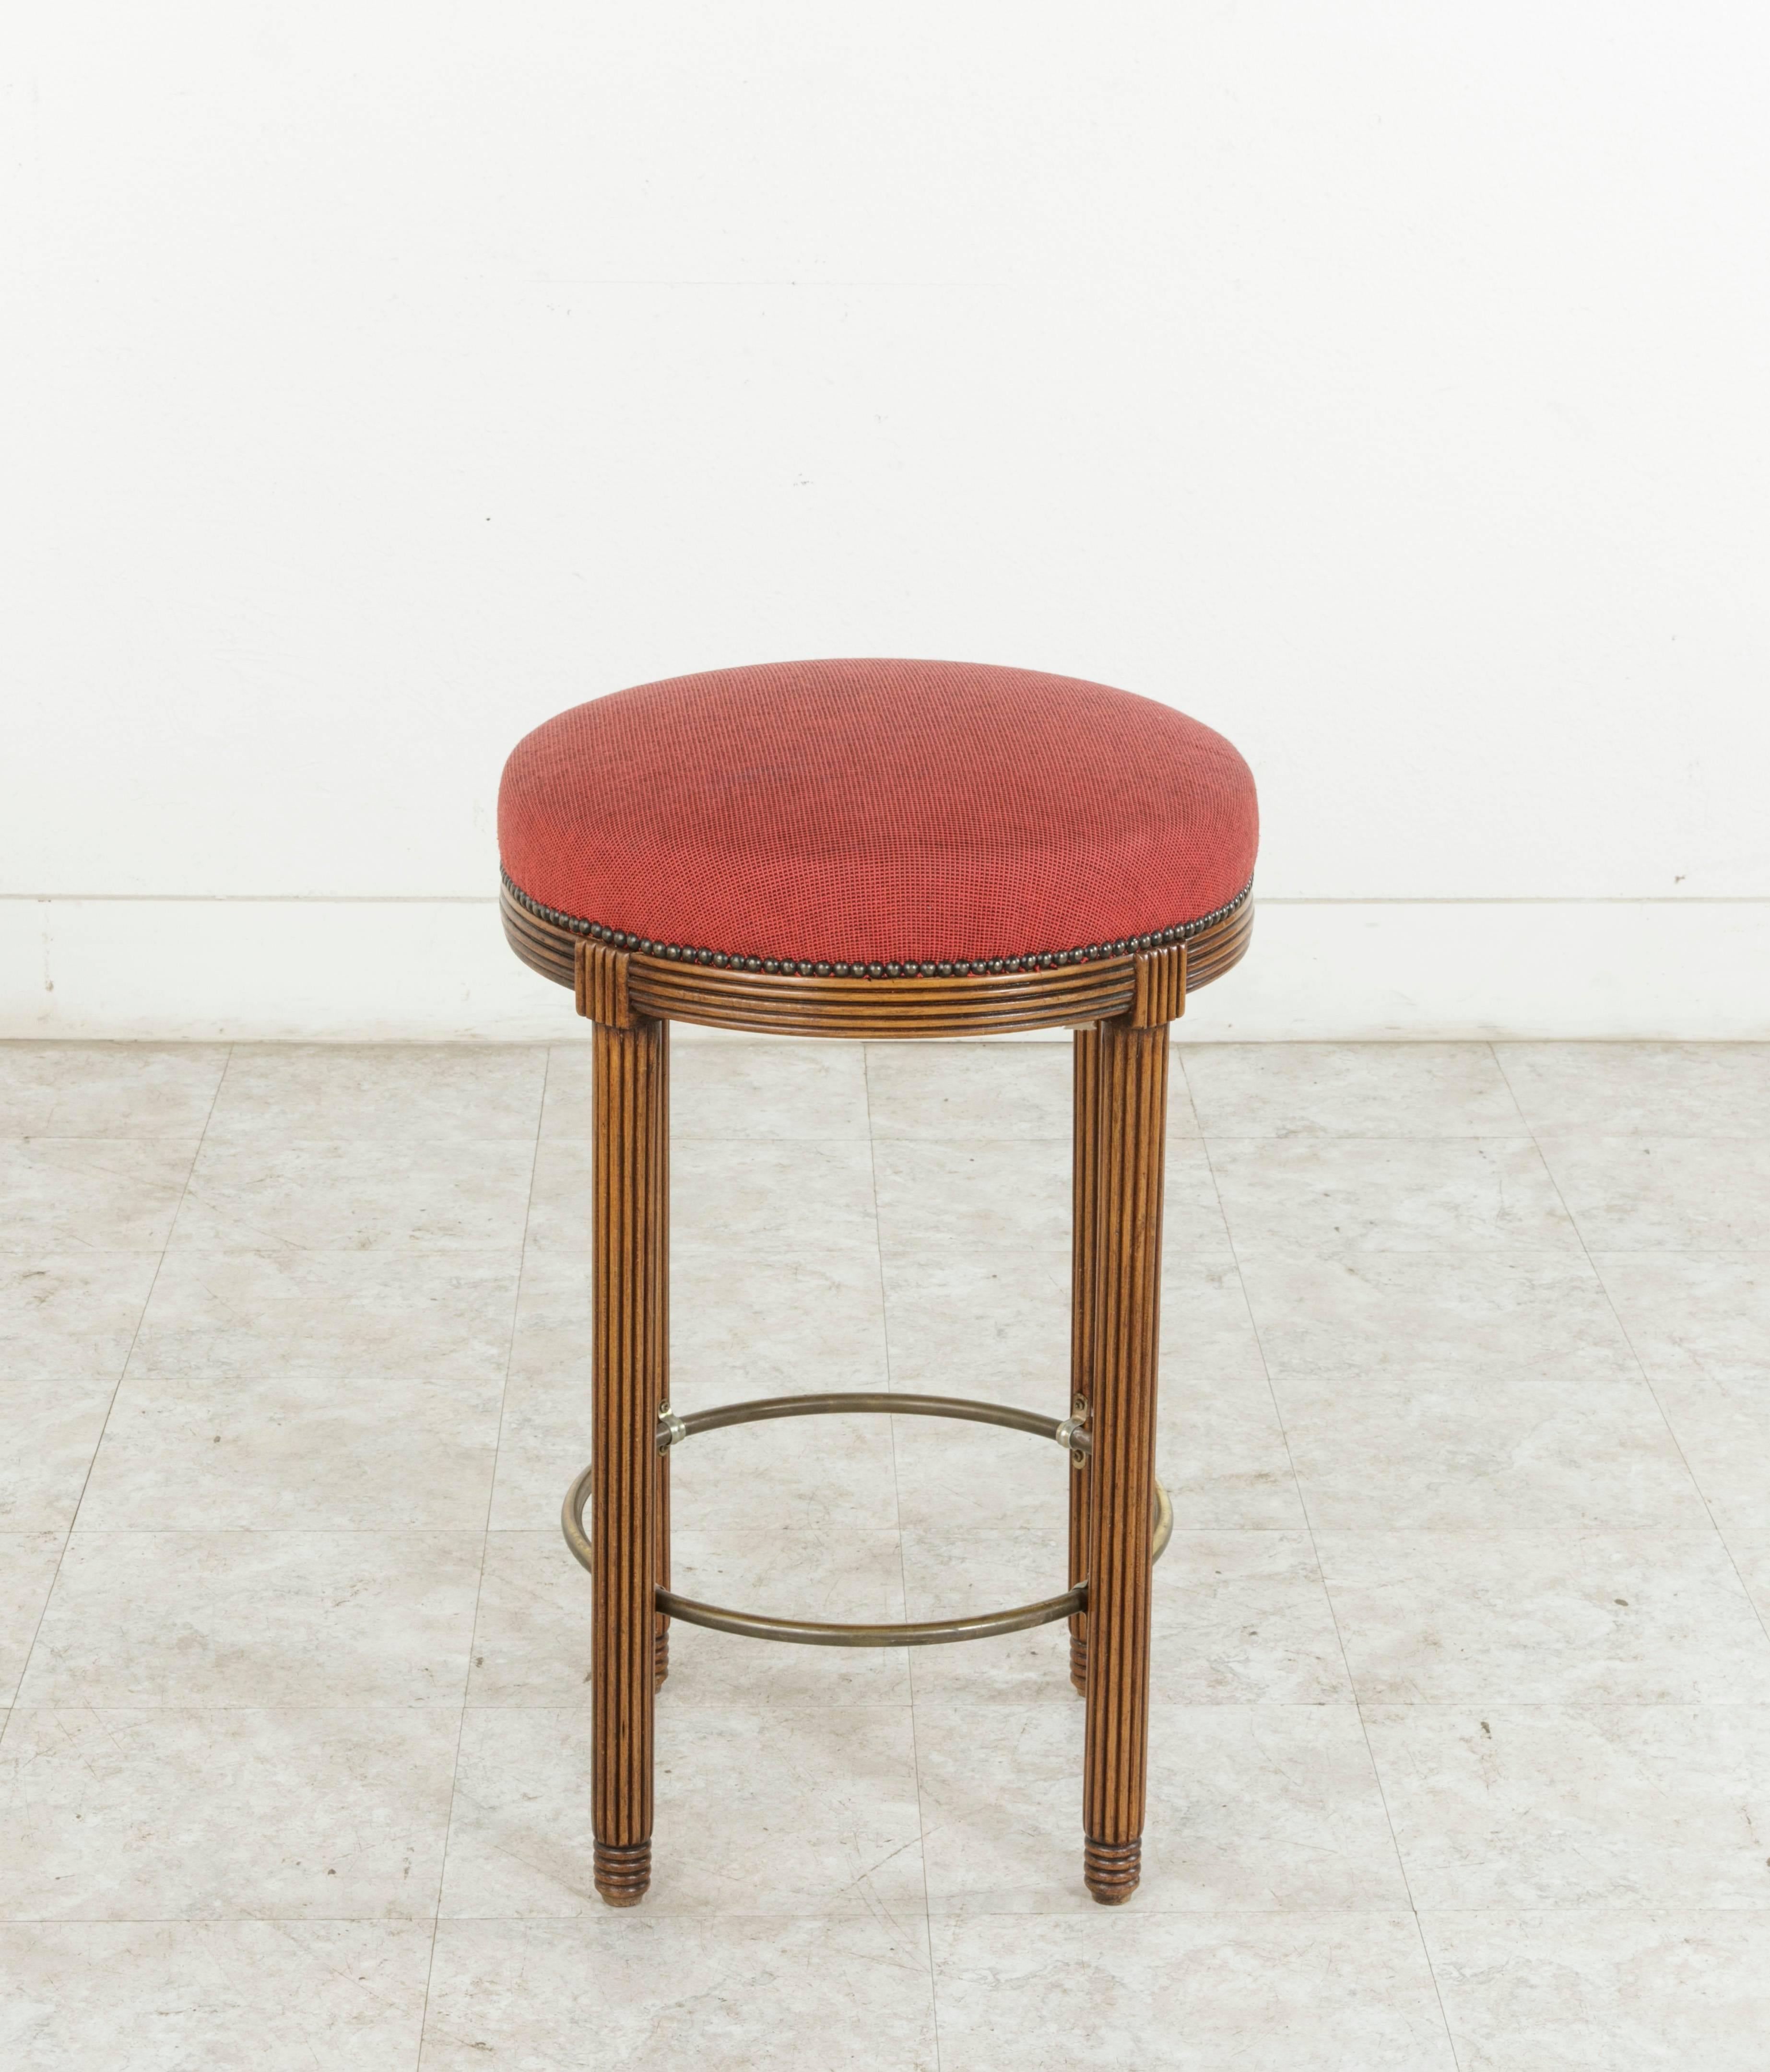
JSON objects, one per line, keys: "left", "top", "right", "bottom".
{"left": 499, "top": 659, "right": 1257, "bottom": 968}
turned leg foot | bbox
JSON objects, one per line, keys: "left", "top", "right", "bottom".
{"left": 1083, "top": 1836, "right": 1142, "bottom": 1905}
{"left": 594, "top": 1839, "right": 653, "bottom": 1908}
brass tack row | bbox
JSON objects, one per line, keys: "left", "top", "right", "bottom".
{"left": 506, "top": 866, "right": 1249, "bottom": 977}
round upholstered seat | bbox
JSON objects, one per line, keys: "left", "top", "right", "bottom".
{"left": 498, "top": 658, "right": 1257, "bottom": 971}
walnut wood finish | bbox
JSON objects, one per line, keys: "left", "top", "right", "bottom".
{"left": 1130, "top": 942, "right": 1188, "bottom": 1028}
{"left": 549, "top": 918, "right": 1208, "bottom": 1909}
{"left": 503, "top": 879, "right": 1251, "bottom": 1038}
{"left": 1070, "top": 944, "right": 1184, "bottom": 1699}
{"left": 1080, "top": 997, "right": 1173, "bottom": 1905}
{"left": 589, "top": 980, "right": 668, "bottom": 1907}
{"left": 654, "top": 1015, "right": 672, "bottom": 1695}
{"left": 1067, "top": 1025, "right": 1099, "bottom": 1695}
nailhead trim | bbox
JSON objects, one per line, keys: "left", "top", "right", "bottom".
{"left": 502, "top": 870, "right": 1251, "bottom": 977}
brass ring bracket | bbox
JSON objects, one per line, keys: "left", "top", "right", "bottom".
{"left": 562, "top": 1391, "right": 1172, "bottom": 1650}
{"left": 1054, "top": 1401, "right": 1091, "bottom": 1468}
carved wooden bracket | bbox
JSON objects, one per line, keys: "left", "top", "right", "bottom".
{"left": 577, "top": 940, "right": 633, "bottom": 1027}
{"left": 1128, "top": 942, "right": 1187, "bottom": 1028}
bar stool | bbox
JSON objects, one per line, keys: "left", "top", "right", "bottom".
{"left": 498, "top": 658, "right": 1258, "bottom": 1908}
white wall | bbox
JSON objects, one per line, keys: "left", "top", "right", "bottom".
{"left": 5, "top": 4, "right": 1767, "bottom": 1041}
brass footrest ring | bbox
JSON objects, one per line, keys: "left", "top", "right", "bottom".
{"left": 561, "top": 1391, "right": 1173, "bottom": 1650}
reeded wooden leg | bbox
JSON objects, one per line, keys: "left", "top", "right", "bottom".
{"left": 654, "top": 1030, "right": 672, "bottom": 1694}
{"left": 1068, "top": 1026, "right": 1101, "bottom": 1695}
{"left": 591, "top": 1008, "right": 668, "bottom": 1908}
{"left": 654, "top": 1481, "right": 671, "bottom": 1690}
{"left": 1081, "top": 958, "right": 1176, "bottom": 1907}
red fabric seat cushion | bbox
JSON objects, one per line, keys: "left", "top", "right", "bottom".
{"left": 498, "top": 658, "right": 1257, "bottom": 968}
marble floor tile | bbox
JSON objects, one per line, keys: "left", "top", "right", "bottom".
{"left": 0, "top": 1044, "right": 230, "bottom": 1139}
{"left": 1183, "top": 1041, "right": 1527, "bottom": 1140}
{"left": 1594, "top": 1250, "right": 1770, "bottom": 1387}
{"left": 1147, "top": 1530, "right": 1352, "bottom": 1704}
{"left": 880, "top": 1251, "right": 1071, "bottom": 1402}
{"left": 79, "top": 1370, "right": 504, "bottom": 1530}
{"left": 527, "top": 1133, "right": 883, "bottom": 1269}
{"left": 490, "top": 1257, "right": 925, "bottom": 1533}
{"left": 891, "top": 1415, "right": 1071, "bottom": 1531}
{"left": 0, "top": 1252, "right": 161, "bottom": 1379}
{"left": 440, "top": 1704, "right": 923, "bottom": 1918}
{"left": 874, "top": 1133, "right": 1230, "bottom": 1272}
{"left": 929, "top": 1912, "right": 1457, "bottom": 2072}
{"left": 0, "top": 1535, "right": 62, "bottom": 1707}
{"left": 1158, "top": 1248, "right": 1286, "bottom": 1379}
{"left": 877, "top": 1247, "right": 1267, "bottom": 1409}
{"left": 677, "top": 1037, "right": 873, "bottom": 1140}
{"left": 1156, "top": 1362, "right": 1309, "bottom": 1530}
{"left": 531, "top": 1041, "right": 593, "bottom": 1139}
{"left": 527, "top": 1041, "right": 592, "bottom": 1139}
{"left": 519, "top": 1138, "right": 592, "bottom": 1256}
{"left": 670, "top": 1235, "right": 889, "bottom": 1399}
{"left": 1164, "top": 1137, "right": 1277, "bottom": 1264}
{"left": 898, "top": 1530, "right": 1078, "bottom": 1705}
{"left": 1722, "top": 1532, "right": 1770, "bottom": 1628}
{"left": 169, "top": 1139, "right": 537, "bottom": 1254}
{"left": 669, "top": 1138, "right": 883, "bottom": 1256}
{"left": 129, "top": 1247, "right": 522, "bottom": 1383}
{"left": 873, "top": 1137, "right": 1071, "bottom": 1263}
{"left": 657, "top": 1530, "right": 914, "bottom": 1707}
{"left": 0, "top": 1919, "right": 433, "bottom": 2072}
{"left": 15, "top": 1036, "right": 1770, "bottom": 2064}
{"left": 1422, "top": 1909, "right": 1770, "bottom": 2072}
{"left": 17, "top": 1530, "right": 482, "bottom": 1707}
{"left": 468, "top": 1527, "right": 912, "bottom": 1708}
{"left": 900, "top": 1529, "right": 1351, "bottom": 1706}
{"left": 502, "top": 1250, "right": 589, "bottom": 1389}
{"left": 1208, "top": 1137, "right": 1580, "bottom": 1254}
{"left": 1593, "top": 1252, "right": 1770, "bottom": 1528}
{"left": 916, "top": 1702, "right": 1407, "bottom": 1914}
{"left": 657, "top": 1404, "right": 901, "bottom": 1532}
{"left": 540, "top": 1036, "right": 874, "bottom": 1142}
{"left": 0, "top": 1706, "right": 457, "bottom": 1919}
{"left": 463, "top": 1530, "right": 597, "bottom": 1709}
{"left": 864, "top": 1040, "right": 1078, "bottom": 1141}
{"left": 0, "top": 1375, "right": 119, "bottom": 1531}
{"left": 1535, "top": 1134, "right": 1770, "bottom": 1251}
{"left": 1236, "top": 1248, "right": 1636, "bottom": 1383}
{"left": 1625, "top": 1384, "right": 1770, "bottom": 1533}
{"left": 205, "top": 1043, "right": 547, "bottom": 1143}
{"left": 484, "top": 1367, "right": 593, "bottom": 1534}
{"left": 1270, "top": 1365, "right": 1708, "bottom": 1528}
{"left": 0, "top": 1139, "right": 196, "bottom": 1253}
{"left": 1318, "top": 1530, "right": 1770, "bottom": 1704}
{"left": 422, "top": 1915, "right": 939, "bottom": 2072}
{"left": 1365, "top": 1705, "right": 1770, "bottom": 1909}
{"left": 1497, "top": 1041, "right": 1770, "bottom": 1135}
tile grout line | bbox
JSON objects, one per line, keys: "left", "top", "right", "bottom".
{"left": 1180, "top": 1048, "right": 1466, "bottom": 2072}
{"left": 1488, "top": 1043, "right": 1770, "bottom": 1661}
{"left": 862, "top": 1042, "right": 944, "bottom": 2070}
{"left": 0, "top": 1046, "right": 235, "bottom": 1739}
{"left": 413, "top": 1046, "right": 552, "bottom": 2068}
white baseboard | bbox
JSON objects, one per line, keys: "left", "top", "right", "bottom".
{"left": 1, "top": 896, "right": 1765, "bottom": 1043}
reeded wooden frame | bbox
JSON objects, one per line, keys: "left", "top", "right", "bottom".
{"left": 530, "top": 886, "right": 1253, "bottom": 1909}
{"left": 500, "top": 879, "right": 1252, "bottom": 1038}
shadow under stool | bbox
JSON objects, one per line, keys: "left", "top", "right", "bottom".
{"left": 496, "top": 657, "right": 1259, "bottom": 1908}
